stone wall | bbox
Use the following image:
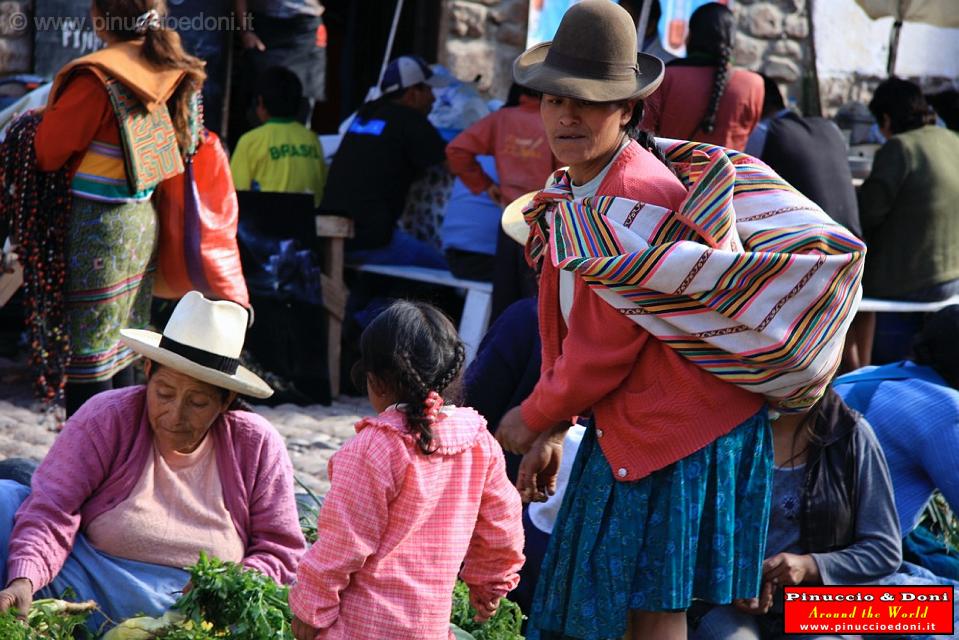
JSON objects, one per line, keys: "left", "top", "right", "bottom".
{"left": 0, "top": 0, "right": 32, "bottom": 74}
{"left": 440, "top": 0, "right": 530, "bottom": 100}
{"left": 439, "top": 0, "right": 816, "bottom": 110}
{"left": 733, "top": 0, "right": 817, "bottom": 113}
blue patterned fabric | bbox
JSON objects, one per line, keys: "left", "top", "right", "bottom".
{"left": 527, "top": 410, "right": 773, "bottom": 640}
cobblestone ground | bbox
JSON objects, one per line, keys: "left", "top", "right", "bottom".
{"left": 0, "top": 356, "right": 371, "bottom": 497}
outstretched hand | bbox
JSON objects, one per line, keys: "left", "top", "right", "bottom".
{"left": 495, "top": 407, "right": 539, "bottom": 454}
{"left": 240, "top": 30, "right": 266, "bottom": 51}
{"left": 468, "top": 586, "right": 501, "bottom": 623}
{"left": 0, "top": 578, "right": 33, "bottom": 620}
{"left": 762, "top": 552, "right": 820, "bottom": 587}
{"left": 733, "top": 579, "right": 775, "bottom": 616}
{"left": 517, "top": 434, "right": 563, "bottom": 503}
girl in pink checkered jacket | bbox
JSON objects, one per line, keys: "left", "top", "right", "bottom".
{"left": 290, "top": 300, "right": 526, "bottom": 640}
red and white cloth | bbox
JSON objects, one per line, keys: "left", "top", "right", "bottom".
{"left": 289, "top": 406, "right": 525, "bottom": 640}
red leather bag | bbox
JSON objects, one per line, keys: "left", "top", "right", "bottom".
{"left": 154, "top": 129, "right": 249, "bottom": 306}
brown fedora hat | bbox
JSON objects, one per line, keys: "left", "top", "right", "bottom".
{"left": 514, "top": 0, "right": 664, "bottom": 103}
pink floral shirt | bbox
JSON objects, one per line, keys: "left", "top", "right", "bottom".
{"left": 289, "top": 406, "right": 525, "bottom": 640}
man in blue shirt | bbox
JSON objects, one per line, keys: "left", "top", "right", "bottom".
{"left": 746, "top": 75, "right": 861, "bottom": 237}
{"left": 834, "top": 305, "right": 959, "bottom": 580}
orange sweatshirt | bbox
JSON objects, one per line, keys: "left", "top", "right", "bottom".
{"left": 34, "top": 71, "right": 122, "bottom": 174}
{"left": 446, "top": 95, "right": 562, "bottom": 203}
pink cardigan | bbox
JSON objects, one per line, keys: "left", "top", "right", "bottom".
{"left": 289, "top": 406, "right": 525, "bottom": 640}
{"left": 6, "top": 387, "right": 306, "bottom": 590}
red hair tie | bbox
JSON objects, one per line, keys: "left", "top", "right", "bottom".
{"left": 424, "top": 391, "right": 444, "bottom": 424}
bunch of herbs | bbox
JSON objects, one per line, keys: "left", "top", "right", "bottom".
{"left": 174, "top": 553, "right": 292, "bottom": 640}
{"left": 450, "top": 580, "right": 525, "bottom": 640}
{"left": 0, "top": 598, "right": 96, "bottom": 639}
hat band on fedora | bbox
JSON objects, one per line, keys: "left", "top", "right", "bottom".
{"left": 544, "top": 49, "right": 639, "bottom": 82}
{"left": 158, "top": 336, "right": 240, "bottom": 376}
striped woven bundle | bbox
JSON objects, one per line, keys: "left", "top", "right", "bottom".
{"left": 523, "top": 139, "right": 866, "bottom": 411}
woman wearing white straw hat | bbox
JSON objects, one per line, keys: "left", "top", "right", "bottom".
{"left": 0, "top": 291, "right": 305, "bottom": 630}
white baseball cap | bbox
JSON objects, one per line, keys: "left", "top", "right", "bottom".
{"left": 380, "top": 55, "right": 451, "bottom": 93}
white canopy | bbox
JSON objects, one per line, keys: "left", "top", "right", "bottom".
{"left": 854, "top": 0, "right": 959, "bottom": 73}
{"left": 855, "top": 0, "right": 959, "bottom": 28}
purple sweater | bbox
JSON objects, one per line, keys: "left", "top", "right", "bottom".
{"left": 6, "top": 387, "right": 306, "bottom": 591}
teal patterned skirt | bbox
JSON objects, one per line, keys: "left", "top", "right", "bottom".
{"left": 65, "top": 197, "right": 157, "bottom": 383}
{"left": 526, "top": 409, "right": 773, "bottom": 640}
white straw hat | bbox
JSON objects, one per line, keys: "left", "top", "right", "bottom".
{"left": 121, "top": 291, "right": 273, "bottom": 399}
{"left": 501, "top": 190, "right": 538, "bottom": 246}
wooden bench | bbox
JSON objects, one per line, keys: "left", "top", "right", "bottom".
{"left": 347, "top": 264, "right": 493, "bottom": 365}
{"left": 858, "top": 296, "right": 959, "bottom": 313}
{"left": 315, "top": 215, "right": 354, "bottom": 397}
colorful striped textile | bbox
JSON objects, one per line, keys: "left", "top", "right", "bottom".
{"left": 523, "top": 139, "right": 866, "bottom": 411}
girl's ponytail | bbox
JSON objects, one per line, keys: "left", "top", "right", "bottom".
{"left": 358, "top": 302, "right": 467, "bottom": 456}
{"left": 398, "top": 342, "right": 467, "bottom": 455}
{"left": 141, "top": 22, "right": 207, "bottom": 152}
{"left": 398, "top": 351, "right": 437, "bottom": 455}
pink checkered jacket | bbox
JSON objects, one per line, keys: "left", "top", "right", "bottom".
{"left": 289, "top": 405, "right": 525, "bottom": 639}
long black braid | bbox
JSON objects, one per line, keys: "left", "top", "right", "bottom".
{"left": 355, "top": 301, "right": 467, "bottom": 455}
{"left": 670, "top": 2, "right": 737, "bottom": 136}
{"left": 699, "top": 39, "right": 734, "bottom": 134}
{"left": 625, "top": 100, "right": 675, "bottom": 174}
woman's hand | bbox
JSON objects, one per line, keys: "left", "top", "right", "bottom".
{"left": 0, "top": 578, "right": 33, "bottom": 619}
{"left": 240, "top": 30, "right": 266, "bottom": 51}
{"left": 292, "top": 615, "right": 319, "bottom": 640}
{"left": 495, "top": 407, "right": 539, "bottom": 454}
{"left": 762, "top": 552, "right": 821, "bottom": 586}
{"left": 517, "top": 433, "right": 564, "bottom": 503}
{"left": 733, "top": 579, "right": 775, "bottom": 615}
{"left": 468, "top": 586, "right": 501, "bottom": 623}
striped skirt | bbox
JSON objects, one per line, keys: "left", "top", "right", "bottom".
{"left": 65, "top": 197, "right": 157, "bottom": 383}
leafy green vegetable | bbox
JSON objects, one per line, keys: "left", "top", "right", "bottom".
{"left": 0, "top": 598, "right": 96, "bottom": 639}
{"left": 109, "top": 553, "right": 525, "bottom": 640}
{"left": 295, "top": 477, "right": 323, "bottom": 545}
{"left": 450, "top": 581, "right": 525, "bottom": 640}
{"left": 174, "top": 552, "right": 292, "bottom": 640}
{"left": 920, "top": 491, "right": 959, "bottom": 551}
{"left": 0, "top": 611, "right": 30, "bottom": 640}
{"left": 151, "top": 619, "right": 222, "bottom": 639}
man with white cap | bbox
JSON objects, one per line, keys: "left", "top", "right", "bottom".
{"left": 320, "top": 55, "right": 450, "bottom": 269}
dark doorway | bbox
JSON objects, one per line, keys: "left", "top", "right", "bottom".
{"left": 311, "top": 0, "right": 442, "bottom": 134}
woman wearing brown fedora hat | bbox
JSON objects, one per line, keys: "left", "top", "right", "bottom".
{"left": 495, "top": 2, "right": 773, "bottom": 639}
